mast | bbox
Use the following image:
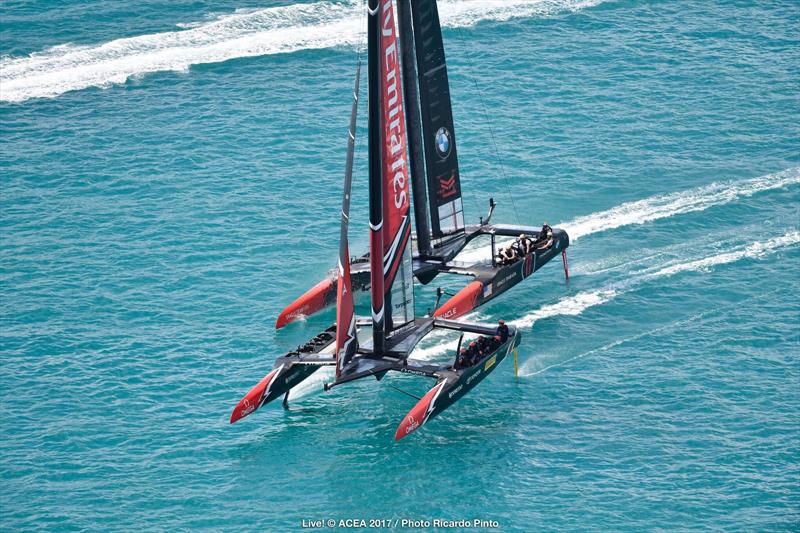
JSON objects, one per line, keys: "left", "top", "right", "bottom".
{"left": 367, "top": 0, "right": 385, "bottom": 354}
{"left": 334, "top": 62, "right": 361, "bottom": 377}
{"left": 397, "top": 0, "right": 431, "bottom": 257}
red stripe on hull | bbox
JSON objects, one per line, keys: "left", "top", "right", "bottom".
{"left": 433, "top": 281, "right": 482, "bottom": 320}
{"left": 275, "top": 278, "right": 335, "bottom": 329}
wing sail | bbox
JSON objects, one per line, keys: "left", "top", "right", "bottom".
{"left": 410, "top": 0, "right": 465, "bottom": 240}
{"left": 335, "top": 63, "right": 362, "bottom": 375}
{"left": 378, "top": 0, "right": 414, "bottom": 331}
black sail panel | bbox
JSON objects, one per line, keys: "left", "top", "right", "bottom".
{"left": 410, "top": 0, "right": 465, "bottom": 240}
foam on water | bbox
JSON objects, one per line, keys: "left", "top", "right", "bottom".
{"left": 512, "top": 230, "right": 800, "bottom": 328}
{"left": 514, "top": 290, "right": 775, "bottom": 377}
{"left": 0, "top": 0, "right": 603, "bottom": 103}
{"left": 411, "top": 228, "right": 799, "bottom": 361}
{"left": 454, "top": 168, "right": 800, "bottom": 263}
{"left": 287, "top": 366, "right": 335, "bottom": 401}
{"left": 565, "top": 167, "right": 800, "bottom": 240}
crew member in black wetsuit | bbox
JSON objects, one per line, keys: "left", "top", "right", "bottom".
{"left": 518, "top": 233, "right": 534, "bottom": 255}
{"left": 496, "top": 319, "right": 510, "bottom": 343}
{"left": 537, "top": 222, "right": 554, "bottom": 248}
{"left": 456, "top": 348, "right": 468, "bottom": 369}
{"left": 467, "top": 341, "right": 478, "bottom": 366}
{"left": 476, "top": 336, "right": 488, "bottom": 357}
{"left": 492, "top": 335, "right": 502, "bottom": 349}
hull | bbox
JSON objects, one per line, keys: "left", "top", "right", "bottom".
{"left": 230, "top": 329, "right": 337, "bottom": 423}
{"left": 275, "top": 278, "right": 336, "bottom": 329}
{"left": 395, "top": 329, "right": 521, "bottom": 441}
{"left": 434, "top": 229, "right": 569, "bottom": 320}
{"left": 277, "top": 225, "right": 569, "bottom": 328}
{"left": 232, "top": 319, "right": 522, "bottom": 441}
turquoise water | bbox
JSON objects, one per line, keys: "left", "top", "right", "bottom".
{"left": 2, "top": 0, "right": 799, "bottom": 530}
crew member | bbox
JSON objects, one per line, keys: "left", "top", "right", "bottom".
{"left": 456, "top": 348, "right": 468, "bottom": 370}
{"left": 477, "top": 336, "right": 489, "bottom": 355}
{"left": 496, "top": 319, "right": 509, "bottom": 343}
{"left": 536, "top": 222, "right": 554, "bottom": 249}
{"left": 468, "top": 341, "right": 478, "bottom": 366}
{"left": 499, "top": 245, "right": 518, "bottom": 265}
{"left": 518, "top": 233, "right": 534, "bottom": 255}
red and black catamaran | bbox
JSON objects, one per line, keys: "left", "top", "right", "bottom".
{"left": 231, "top": 0, "right": 568, "bottom": 441}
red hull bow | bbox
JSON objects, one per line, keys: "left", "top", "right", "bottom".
{"left": 433, "top": 281, "right": 482, "bottom": 320}
{"left": 275, "top": 278, "right": 335, "bottom": 329}
{"left": 230, "top": 367, "right": 281, "bottom": 423}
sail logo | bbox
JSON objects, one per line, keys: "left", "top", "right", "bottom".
{"left": 381, "top": 0, "right": 409, "bottom": 213}
{"left": 439, "top": 306, "right": 458, "bottom": 319}
{"left": 400, "top": 368, "right": 428, "bottom": 377}
{"left": 438, "top": 172, "right": 458, "bottom": 199}
{"left": 435, "top": 127, "right": 451, "bottom": 158}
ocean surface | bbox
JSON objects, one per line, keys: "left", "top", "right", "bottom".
{"left": 2, "top": 0, "right": 799, "bottom": 530}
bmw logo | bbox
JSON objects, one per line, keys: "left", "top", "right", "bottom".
{"left": 435, "top": 127, "right": 451, "bottom": 158}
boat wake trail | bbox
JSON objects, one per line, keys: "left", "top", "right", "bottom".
{"left": 515, "top": 288, "right": 778, "bottom": 377}
{"left": 564, "top": 168, "right": 800, "bottom": 240}
{"left": 0, "top": 0, "right": 603, "bottom": 103}
{"left": 417, "top": 230, "right": 799, "bottom": 360}
{"left": 455, "top": 167, "right": 799, "bottom": 264}
{"left": 511, "top": 230, "right": 800, "bottom": 328}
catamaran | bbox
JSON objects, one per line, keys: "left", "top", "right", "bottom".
{"left": 230, "top": 0, "right": 569, "bottom": 441}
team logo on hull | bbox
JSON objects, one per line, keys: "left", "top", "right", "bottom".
{"left": 405, "top": 415, "right": 420, "bottom": 434}
{"left": 241, "top": 398, "right": 255, "bottom": 416}
{"left": 435, "top": 127, "right": 451, "bottom": 158}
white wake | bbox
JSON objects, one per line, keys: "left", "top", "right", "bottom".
{"left": 511, "top": 230, "right": 800, "bottom": 328}
{"left": 0, "top": 0, "right": 603, "bottom": 103}
{"left": 416, "top": 230, "right": 799, "bottom": 360}
{"left": 565, "top": 168, "right": 800, "bottom": 240}
{"left": 455, "top": 167, "right": 800, "bottom": 264}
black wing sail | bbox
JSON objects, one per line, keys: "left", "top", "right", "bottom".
{"left": 410, "top": 0, "right": 465, "bottom": 241}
